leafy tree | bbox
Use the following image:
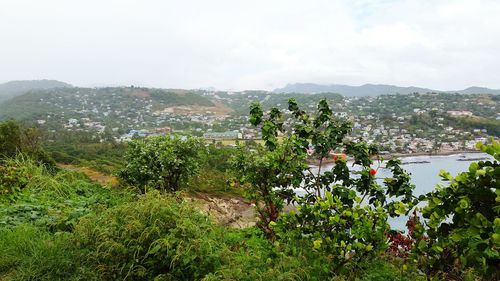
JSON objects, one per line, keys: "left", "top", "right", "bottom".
{"left": 414, "top": 140, "right": 500, "bottom": 278}
{"left": 0, "top": 119, "right": 54, "bottom": 167}
{"left": 231, "top": 142, "right": 306, "bottom": 239}
{"left": 0, "top": 119, "right": 22, "bottom": 158}
{"left": 119, "top": 135, "right": 204, "bottom": 192}
{"left": 246, "top": 98, "right": 416, "bottom": 274}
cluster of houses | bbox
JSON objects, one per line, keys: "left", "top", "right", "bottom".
{"left": 64, "top": 118, "right": 106, "bottom": 133}
{"left": 32, "top": 88, "right": 497, "bottom": 154}
{"left": 119, "top": 127, "right": 173, "bottom": 141}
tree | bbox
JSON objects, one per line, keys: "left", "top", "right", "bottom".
{"left": 414, "top": 140, "right": 500, "bottom": 278}
{"left": 0, "top": 119, "right": 22, "bottom": 158}
{"left": 246, "top": 98, "right": 416, "bottom": 274}
{"left": 231, "top": 142, "right": 306, "bottom": 239}
{"left": 0, "top": 120, "right": 52, "bottom": 166}
{"left": 119, "top": 135, "right": 205, "bottom": 192}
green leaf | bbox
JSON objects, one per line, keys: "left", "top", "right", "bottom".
{"left": 313, "top": 239, "right": 322, "bottom": 249}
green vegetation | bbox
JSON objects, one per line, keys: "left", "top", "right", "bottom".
{"left": 119, "top": 135, "right": 205, "bottom": 192}
{"left": 0, "top": 155, "right": 130, "bottom": 231}
{"left": 243, "top": 99, "right": 417, "bottom": 274}
{"left": 0, "top": 119, "right": 53, "bottom": 166}
{"left": 448, "top": 116, "right": 500, "bottom": 137}
{"left": 414, "top": 141, "right": 499, "bottom": 278}
{"left": 0, "top": 100, "right": 497, "bottom": 280}
{"left": 0, "top": 87, "right": 214, "bottom": 121}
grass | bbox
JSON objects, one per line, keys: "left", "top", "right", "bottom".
{"left": 0, "top": 155, "right": 482, "bottom": 281}
{"left": 0, "top": 225, "right": 99, "bottom": 281}
{"left": 0, "top": 155, "right": 133, "bottom": 232}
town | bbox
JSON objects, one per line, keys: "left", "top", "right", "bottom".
{"left": 7, "top": 87, "right": 495, "bottom": 156}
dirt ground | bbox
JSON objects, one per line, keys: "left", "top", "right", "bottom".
{"left": 185, "top": 193, "right": 257, "bottom": 228}
{"left": 58, "top": 164, "right": 119, "bottom": 187}
{"left": 154, "top": 101, "right": 233, "bottom": 116}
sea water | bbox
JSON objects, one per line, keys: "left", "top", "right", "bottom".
{"left": 310, "top": 153, "right": 494, "bottom": 231}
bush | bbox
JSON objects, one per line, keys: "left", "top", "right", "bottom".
{"left": 0, "top": 163, "right": 30, "bottom": 199}
{"left": 73, "top": 193, "right": 226, "bottom": 280}
{"left": 245, "top": 98, "right": 416, "bottom": 274}
{"left": 0, "top": 119, "right": 56, "bottom": 168}
{"left": 415, "top": 140, "right": 500, "bottom": 278}
{"left": 119, "top": 135, "right": 205, "bottom": 192}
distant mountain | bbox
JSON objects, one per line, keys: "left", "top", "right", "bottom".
{"left": 274, "top": 83, "right": 500, "bottom": 96}
{"left": 0, "top": 80, "right": 72, "bottom": 103}
{"left": 455, "top": 87, "right": 500, "bottom": 95}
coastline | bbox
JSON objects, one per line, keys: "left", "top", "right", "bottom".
{"left": 385, "top": 149, "right": 482, "bottom": 160}
{"left": 307, "top": 149, "right": 483, "bottom": 166}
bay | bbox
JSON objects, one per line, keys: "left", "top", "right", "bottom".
{"left": 311, "top": 152, "right": 494, "bottom": 231}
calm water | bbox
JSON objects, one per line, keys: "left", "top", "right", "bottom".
{"left": 306, "top": 153, "right": 494, "bottom": 230}
{"left": 381, "top": 153, "right": 493, "bottom": 230}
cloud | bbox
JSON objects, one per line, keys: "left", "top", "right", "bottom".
{"left": 0, "top": 0, "right": 499, "bottom": 90}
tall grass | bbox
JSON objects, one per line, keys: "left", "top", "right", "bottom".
{"left": 74, "top": 193, "right": 226, "bottom": 280}
{"left": 2, "top": 154, "right": 102, "bottom": 197}
{"left": 0, "top": 225, "right": 99, "bottom": 281}
{"left": 2, "top": 154, "right": 91, "bottom": 197}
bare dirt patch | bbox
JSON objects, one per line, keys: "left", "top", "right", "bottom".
{"left": 58, "top": 164, "right": 119, "bottom": 187}
{"left": 154, "top": 101, "right": 233, "bottom": 116}
{"left": 185, "top": 193, "right": 256, "bottom": 228}
{"left": 126, "top": 90, "right": 150, "bottom": 98}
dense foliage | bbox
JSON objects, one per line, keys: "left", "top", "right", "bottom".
{"left": 74, "top": 194, "right": 226, "bottom": 280}
{"left": 415, "top": 140, "right": 499, "bottom": 278}
{"left": 119, "top": 135, "right": 205, "bottom": 192}
{"left": 241, "top": 98, "right": 417, "bottom": 275}
{"left": 0, "top": 156, "right": 130, "bottom": 232}
{"left": 232, "top": 143, "right": 306, "bottom": 239}
{"left": 0, "top": 120, "right": 54, "bottom": 166}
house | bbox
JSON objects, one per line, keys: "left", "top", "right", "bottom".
{"left": 152, "top": 127, "right": 172, "bottom": 134}
{"left": 447, "top": 110, "right": 473, "bottom": 117}
{"left": 203, "top": 131, "right": 242, "bottom": 140}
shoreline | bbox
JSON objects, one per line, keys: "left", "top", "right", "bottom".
{"left": 307, "top": 149, "right": 483, "bottom": 165}
{"left": 386, "top": 149, "right": 482, "bottom": 159}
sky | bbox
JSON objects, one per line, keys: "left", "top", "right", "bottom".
{"left": 0, "top": 0, "right": 499, "bottom": 91}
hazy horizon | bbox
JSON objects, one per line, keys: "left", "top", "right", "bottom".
{"left": 1, "top": 0, "right": 499, "bottom": 91}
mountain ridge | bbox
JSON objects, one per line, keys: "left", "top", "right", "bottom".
{"left": 0, "top": 79, "right": 73, "bottom": 103}
{"left": 274, "top": 83, "right": 500, "bottom": 96}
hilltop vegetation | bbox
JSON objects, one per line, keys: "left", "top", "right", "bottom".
{"left": 0, "top": 80, "right": 72, "bottom": 103}
{"left": 0, "top": 87, "right": 215, "bottom": 132}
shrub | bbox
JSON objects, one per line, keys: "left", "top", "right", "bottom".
{"left": 0, "top": 164, "right": 30, "bottom": 199}
{"left": 415, "top": 140, "right": 500, "bottom": 278}
{"left": 0, "top": 119, "right": 56, "bottom": 167}
{"left": 119, "top": 135, "right": 205, "bottom": 192}
{"left": 73, "top": 193, "right": 226, "bottom": 280}
{"left": 231, "top": 143, "right": 306, "bottom": 239}
{"left": 246, "top": 98, "right": 416, "bottom": 274}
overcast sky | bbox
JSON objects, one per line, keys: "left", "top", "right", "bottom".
{"left": 0, "top": 0, "right": 499, "bottom": 90}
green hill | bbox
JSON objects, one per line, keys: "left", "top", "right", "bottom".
{"left": 0, "top": 80, "right": 72, "bottom": 103}
{"left": 0, "top": 87, "right": 215, "bottom": 126}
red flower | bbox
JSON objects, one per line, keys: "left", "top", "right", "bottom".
{"left": 332, "top": 155, "right": 338, "bottom": 161}
{"left": 369, "top": 168, "right": 377, "bottom": 176}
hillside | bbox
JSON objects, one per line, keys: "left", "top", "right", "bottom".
{"left": 0, "top": 79, "right": 72, "bottom": 103}
{"left": 0, "top": 87, "right": 216, "bottom": 132}
{"left": 456, "top": 86, "right": 500, "bottom": 95}
{"left": 274, "top": 83, "right": 500, "bottom": 96}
